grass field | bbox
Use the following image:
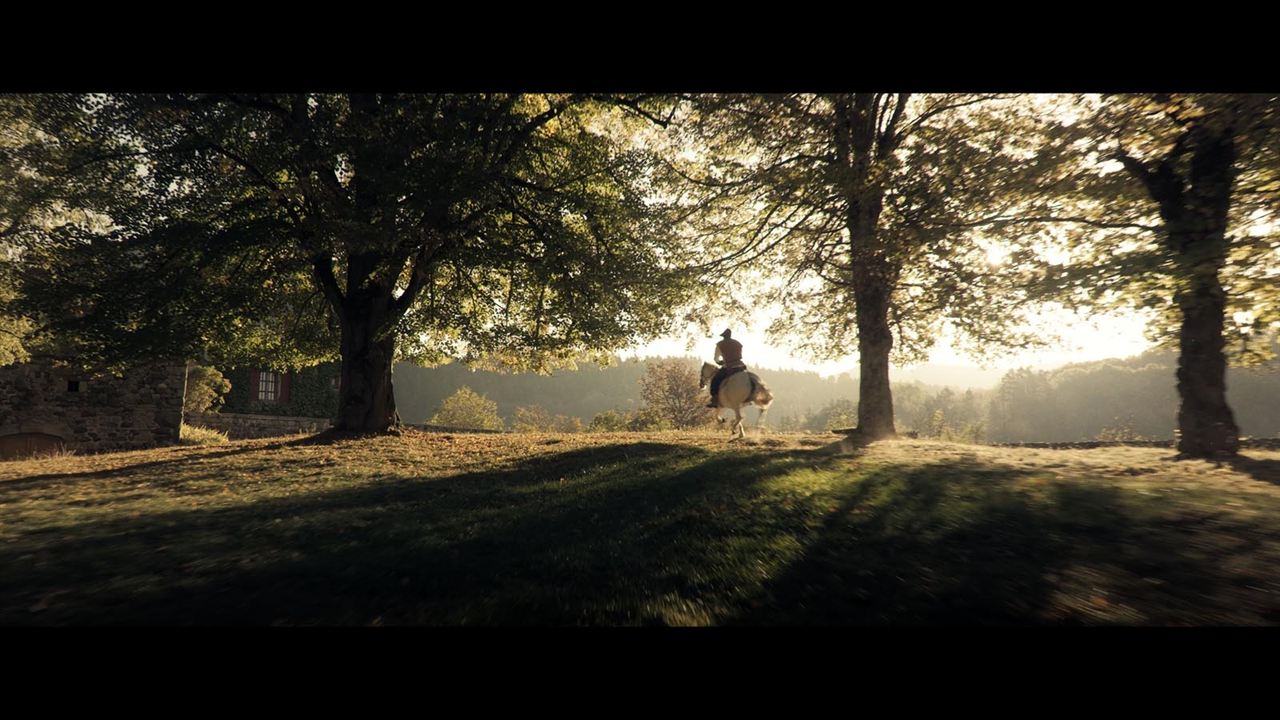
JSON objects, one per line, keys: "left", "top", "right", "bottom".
{"left": 4, "top": 430, "right": 1280, "bottom": 625}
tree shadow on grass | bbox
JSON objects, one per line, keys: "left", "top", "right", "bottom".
{"left": 1226, "top": 454, "right": 1280, "bottom": 487}
{"left": 1, "top": 442, "right": 828, "bottom": 625}
{"left": 728, "top": 461, "right": 1063, "bottom": 625}
{"left": 729, "top": 460, "right": 1279, "bottom": 625}
{"left": 6, "top": 443, "right": 1276, "bottom": 625}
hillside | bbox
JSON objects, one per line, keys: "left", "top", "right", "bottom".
{"left": 4, "top": 432, "right": 1280, "bottom": 625}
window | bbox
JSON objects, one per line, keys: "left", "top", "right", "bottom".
{"left": 257, "top": 371, "right": 279, "bottom": 401}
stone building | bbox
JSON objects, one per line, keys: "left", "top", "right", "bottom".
{"left": 220, "top": 363, "right": 340, "bottom": 419}
{"left": 0, "top": 359, "right": 187, "bottom": 460}
{"left": 188, "top": 363, "right": 338, "bottom": 439}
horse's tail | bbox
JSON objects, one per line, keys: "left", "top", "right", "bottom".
{"left": 757, "top": 385, "right": 774, "bottom": 408}
{"left": 749, "top": 374, "right": 774, "bottom": 408}
{"left": 751, "top": 379, "right": 774, "bottom": 432}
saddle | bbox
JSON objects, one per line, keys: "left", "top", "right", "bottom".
{"left": 718, "top": 365, "right": 760, "bottom": 396}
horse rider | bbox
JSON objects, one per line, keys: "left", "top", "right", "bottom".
{"left": 707, "top": 329, "right": 747, "bottom": 408}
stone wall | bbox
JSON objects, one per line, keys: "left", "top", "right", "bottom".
{"left": 185, "top": 411, "right": 333, "bottom": 439}
{"left": 0, "top": 360, "right": 186, "bottom": 458}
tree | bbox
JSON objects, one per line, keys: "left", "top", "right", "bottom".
{"left": 986, "top": 367, "right": 1060, "bottom": 443}
{"left": 428, "top": 386, "right": 504, "bottom": 431}
{"left": 588, "top": 409, "right": 630, "bottom": 432}
{"left": 183, "top": 364, "right": 232, "bottom": 414}
{"left": 804, "top": 397, "right": 858, "bottom": 432}
{"left": 668, "top": 94, "right": 1054, "bottom": 439}
{"left": 639, "top": 359, "right": 714, "bottom": 429}
{"left": 1027, "top": 94, "right": 1280, "bottom": 457}
{"left": 511, "top": 404, "right": 553, "bottom": 432}
{"left": 7, "top": 94, "right": 699, "bottom": 432}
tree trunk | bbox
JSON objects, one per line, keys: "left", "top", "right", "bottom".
{"left": 1175, "top": 271, "right": 1239, "bottom": 458}
{"left": 837, "top": 93, "right": 899, "bottom": 440}
{"left": 334, "top": 294, "right": 400, "bottom": 433}
{"left": 1119, "top": 120, "right": 1240, "bottom": 460}
{"left": 1175, "top": 127, "right": 1240, "bottom": 458}
{"left": 856, "top": 283, "right": 896, "bottom": 439}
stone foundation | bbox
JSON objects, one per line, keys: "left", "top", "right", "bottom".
{"left": 185, "top": 411, "right": 333, "bottom": 439}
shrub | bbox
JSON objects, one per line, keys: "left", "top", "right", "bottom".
{"left": 429, "top": 386, "right": 505, "bottom": 430}
{"left": 184, "top": 365, "right": 232, "bottom": 414}
{"left": 179, "top": 423, "right": 229, "bottom": 446}
{"left": 512, "top": 405, "right": 584, "bottom": 433}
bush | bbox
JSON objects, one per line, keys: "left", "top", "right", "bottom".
{"left": 512, "top": 405, "right": 583, "bottom": 433}
{"left": 940, "top": 422, "right": 987, "bottom": 444}
{"left": 589, "top": 409, "right": 630, "bottom": 432}
{"left": 1097, "top": 416, "right": 1147, "bottom": 442}
{"left": 179, "top": 423, "right": 229, "bottom": 446}
{"left": 429, "top": 386, "right": 505, "bottom": 430}
{"left": 184, "top": 365, "right": 232, "bottom": 414}
{"left": 588, "top": 408, "right": 671, "bottom": 432}
{"left": 627, "top": 411, "right": 672, "bottom": 432}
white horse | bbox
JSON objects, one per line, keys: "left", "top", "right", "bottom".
{"left": 700, "top": 362, "right": 774, "bottom": 440}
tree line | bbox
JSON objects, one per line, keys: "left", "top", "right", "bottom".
{"left": 396, "top": 351, "right": 1280, "bottom": 441}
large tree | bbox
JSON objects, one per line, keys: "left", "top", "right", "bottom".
{"left": 6, "top": 94, "right": 699, "bottom": 432}
{"left": 668, "top": 94, "right": 1053, "bottom": 438}
{"left": 1023, "top": 94, "right": 1280, "bottom": 458}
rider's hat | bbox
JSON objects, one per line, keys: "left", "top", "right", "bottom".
{"left": 720, "top": 329, "right": 732, "bottom": 338}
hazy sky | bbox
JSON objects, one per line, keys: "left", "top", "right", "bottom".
{"left": 624, "top": 308, "right": 1154, "bottom": 378}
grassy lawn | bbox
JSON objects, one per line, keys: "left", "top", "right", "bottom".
{"left": 3, "top": 430, "right": 1280, "bottom": 625}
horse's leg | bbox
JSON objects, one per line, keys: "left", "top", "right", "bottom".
{"left": 756, "top": 406, "right": 769, "bottom": 434}
{"left": 735, "top": 407, "right": 745, "bottom": 440}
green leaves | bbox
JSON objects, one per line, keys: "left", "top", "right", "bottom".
{"left": 1036, "top": 94, "right": 1280, "bottom": 365}
{"left": 672, "top": 93, "right": 1065, "bottom": 364}
{"left": 429, "top": 386, "right": 505, "bottom": 431}
{"left": 5, "top": 94, "right": 699, "bottom": 377}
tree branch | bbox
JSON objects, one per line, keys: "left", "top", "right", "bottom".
{"left": 392, "top": 232, "right": 448, "bottom": 317}
{"left": 311, "top": 253, "right": 345, "bottom": 314}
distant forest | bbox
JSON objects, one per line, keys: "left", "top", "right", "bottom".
{"left": 391, "top": 351, "right": 1280, "bottom": 442}
{"left": 986, "top": 349, "right": 1280, "bottom": 442}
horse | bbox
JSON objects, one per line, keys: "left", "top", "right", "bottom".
{"left": 699, "top": 362, "right": 774, "bottom": 440}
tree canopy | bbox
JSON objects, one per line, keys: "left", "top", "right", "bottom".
{"left": 4, "top": 94, "right": 701, "bottom": 430}
{"left": 1018, "top": 93, "right": 1280, "bottom": 456}
{"left": 662, "top": 93, "right": 1060, "bottom": 437}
